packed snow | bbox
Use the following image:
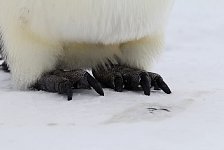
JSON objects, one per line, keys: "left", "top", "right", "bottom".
{"left": 0, "top": 0, "right": 224, "bottom": 149}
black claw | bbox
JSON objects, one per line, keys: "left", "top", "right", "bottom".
{"left": 0, "top": 61, "right": 10, "bottom": 72}
{"left": 156, "top": 77, "right": 172, "bottom": 94}
{"left": 59, "top": 81, "right": 73, "bottom": 101}
{"left": 114, "top": 75, "right": 123, "bottom": 92}
{"left": 140, "top": 72, "right": 151, "bottom": 96}
{"left": 67, "top": 87, "right": 73, "bottom": 101}
{"left": 87, "top": 73, "right": 104, "bottom": 96}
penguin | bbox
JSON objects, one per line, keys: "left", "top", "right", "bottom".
{"left": 0, "top": 0, "right": 174, "bottom": 100}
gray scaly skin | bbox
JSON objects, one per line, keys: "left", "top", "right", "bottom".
{"left": 33, "top": 69, "right": 104, "bottom": 101}
{"left": 92, "top": 65, "right": 171, "bottom": 96}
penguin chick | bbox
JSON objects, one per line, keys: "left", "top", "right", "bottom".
{"left": 0, "top": 0, "right": 174, "bottom": 99}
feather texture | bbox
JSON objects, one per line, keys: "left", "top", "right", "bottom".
{"left": 0, "top": 0, "right": 174, "bottom": 89}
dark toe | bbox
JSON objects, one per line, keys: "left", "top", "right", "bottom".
{"left": 93, "top": 65, "right": 171, "bottom": 95}
{"left": 86, "top": 73, "right": 104, "bottom": 96}
{"left": 114, "top": 75, "right": 123, "bottom": 92}
{"left": 156, "top": 77, "right": 172, "bottom": 94}
{"left": 148, "top": 72, "right": 171, "bottom": 94}
{"left": 140, "top": 72, "right": 151, "bottom": 96}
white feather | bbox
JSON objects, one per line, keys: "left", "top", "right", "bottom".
{"left": 0, "top": 0, "right": 174, "bottom": 89}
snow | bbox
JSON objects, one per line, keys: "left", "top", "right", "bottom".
{"left": 1, "top": 0, "right": 224, "bottom": 149}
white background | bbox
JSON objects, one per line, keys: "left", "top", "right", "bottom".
{"left": 0, "top": 0, "right": 224, "bottom": 149}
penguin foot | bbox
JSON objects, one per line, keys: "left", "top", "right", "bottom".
{"left": 33, "top": 69, "right": 104, "bottom": 100}
{"left": 92, "top": 65, "right": 171, "bottom": 95}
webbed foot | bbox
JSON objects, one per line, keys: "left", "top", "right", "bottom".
{"left": 92, "top": 65, "right": 171, "bottom": 95}
{"left": 33, "top": 69, "right": 104, "bottom": 100}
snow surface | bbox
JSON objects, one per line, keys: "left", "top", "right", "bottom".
{"left": 0, "top": 0, "right": 224, "bottom": 149}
